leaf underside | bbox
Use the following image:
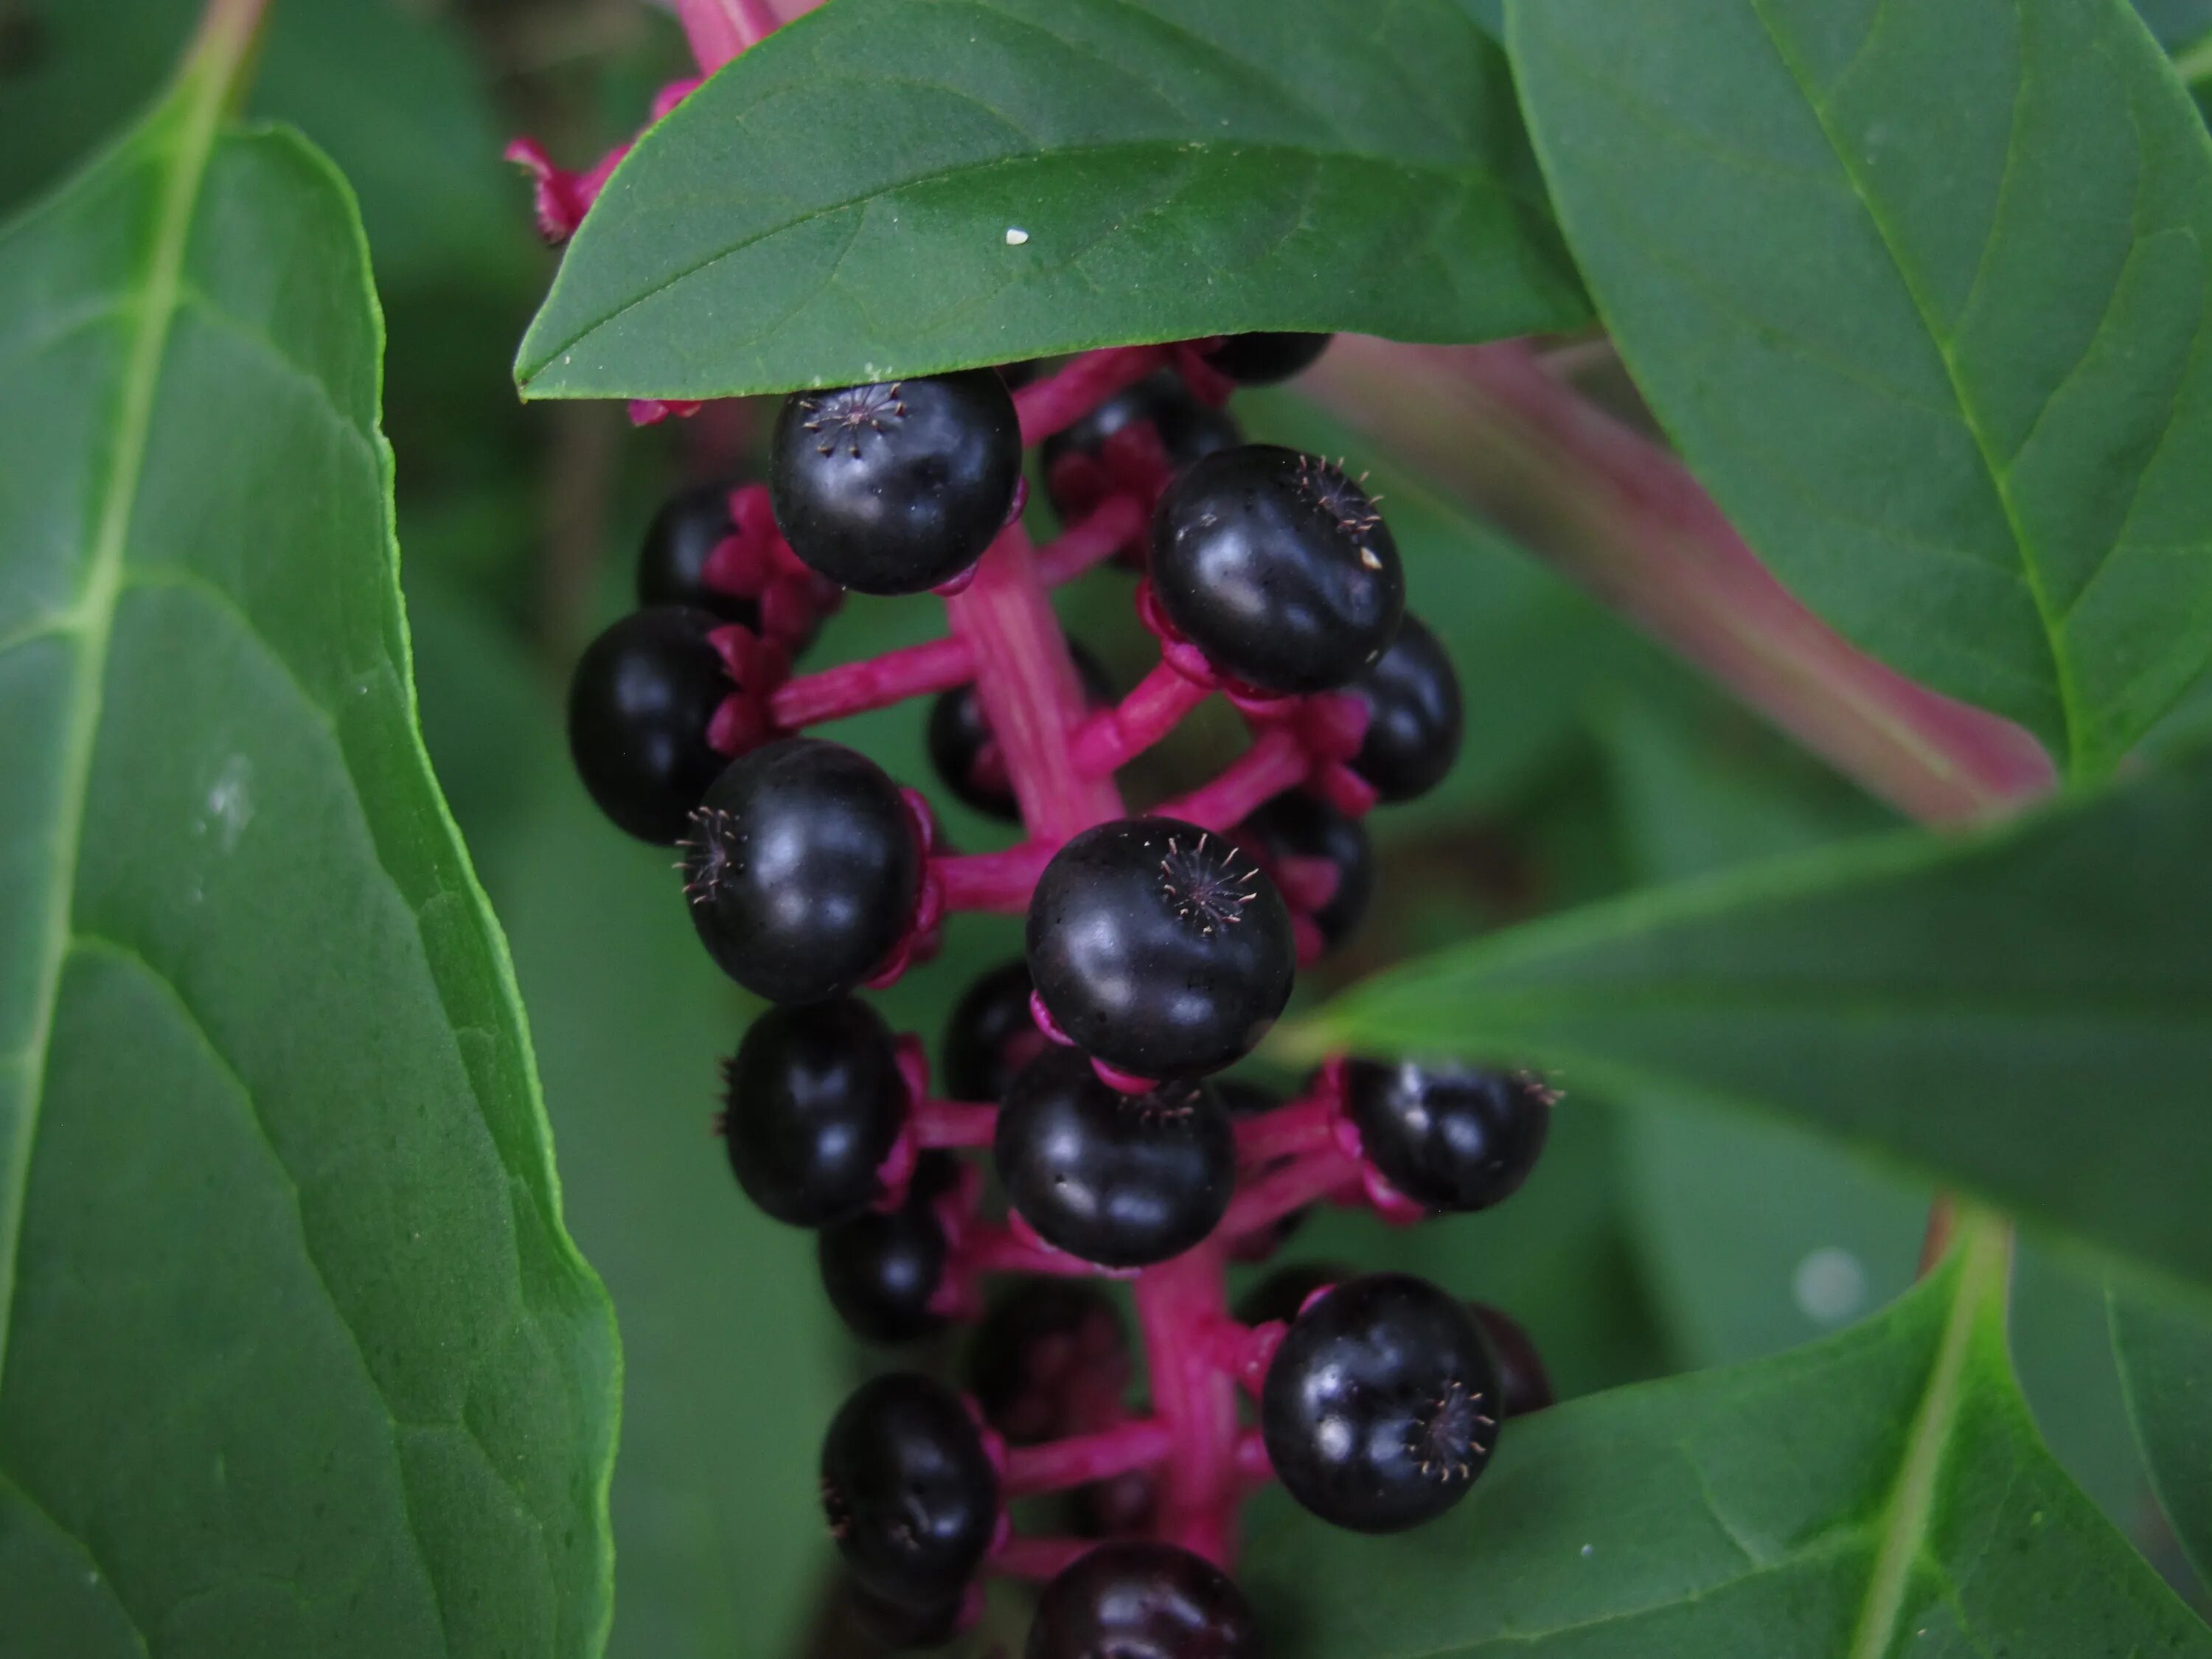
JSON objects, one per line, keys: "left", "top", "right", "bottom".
{"left": 1245, "top": 1224, "right": 2209, "bottom": 1659}
{"left": 0, "top": 73, "right": 616, "bottom": 1659}
{"left": 1510, "top": 0, "right": 2212, "bottom": 774}
{"left": 517, "top": 0, "right": 1587, "bottom": 400}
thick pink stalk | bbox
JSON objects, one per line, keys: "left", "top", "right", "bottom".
{"left": 1004, "top": 1420, "right": 1174, "bottom": 1497}
{"left": 1037, "top": 495, "right": 1147, "bottom": 585}
{"left": 1233, "top": 1094, "right": 1338, "bottom": 1165}
{"left": 933, "top": 844, "right": 1054, "bottom": 914}
{"left": 1074, "top": 659, "right": 1214, "bottom": 776}
{"left": 768, "top": 635, "right": 975, "bottom": 728}
{"left": 961, "top": 1224, "right": 1119, "bottom": 1281}
{"left": 914, "top": 1099, "right": 998, "bottom": 1150}
{"left": 1153, "top": 728, "right": 1310, "bottom": 831}
{"left": 1301, "top": 337, "right": 2056, "bottom": 824}
{"left": 1220, "top": 1147, "right": 1358, "bottom": 1242}
{"left": 1016, "top": 347, "right": 1168, "bottom": 447}
{"left": 1137, "top": 1242, "right": 1242, "bottom": 1565}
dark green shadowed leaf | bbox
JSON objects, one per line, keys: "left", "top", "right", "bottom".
{"left": 517, "top": 0, "right": 1586, "bottom": 400}
{"left": 1245, "top": 1220, "right": 2209, "bottom": 1659}
{"left": 2112, "top": 1288, "right": 2212, "bottom": 1585}
{"left": 1508, "top": 0, "right": 2212, "bottom": 775}
{"left": 0, "top": 38, "right": 616, "bottom": 1659}
{"left": 1291, "top": 745, "right": 2212, "bottom": 1295}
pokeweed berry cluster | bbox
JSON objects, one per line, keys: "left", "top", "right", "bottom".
{"left": 565, "top": 333, "right": 1559, "bottom": 1655}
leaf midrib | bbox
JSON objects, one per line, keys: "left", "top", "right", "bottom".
{"left": 0, "top": 46, "right": 235, "bottom": 1389}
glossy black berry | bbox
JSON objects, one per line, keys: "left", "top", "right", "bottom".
{"left": 682, "top": 738, "right": 920, "bottom": 1004}
{"left": 846, "top": 1578, "right": 966, "bottom": 1650}
{"left": 994, "top": 1051, "right": 1234, "bottom": 1268}
{"left": 1150, "top": 445, "right": 1404, "bottom": 695}
{"left": 1041, "top": 369, "right": 1242, "bottom": 521}
{"left": 1345, "top": 615, "right": 1462, "bottom": 803}
{"left": 1026, "top": 816, "right": 1295, "bottom": 1079}
{"left": 721, "top": 998, "right": 905, "bottom": 1228}
{"left": 1472, "top": 1303, "right": 1554, "bottom": 1418}
{"left": 928, "top": 643, "right": 1116, "bottom": 823}
{"left": 942, "top": 960, "right": 1047, "bottom": 1105}
{"left": 818, "top": 1155, "right": 958, "bottom": 1342}
{"left": 1202, "top": 330, "right": 1332, "bottom": 385}
{"left": 567, "top": 606, "right": 730, "bottom": 844}
{"left": 636, "top": 481, "right": 757, "bottom": 625}
{"left": 1237, "top": 791, "right": 1374, "bottom": 952}
{"left": 966, "top": 1281, "right": 1130, "bottom": 1446}
{"left": 771, "top": 372, "right": 1021, "bottom": 594}
{"left": 821, "top": 1372, "right": 998, "bottom": 1608}
{"left": 1344, "top": 1060, "right": 1551, "bottom": 1214}
{"left": 1261, "top": 1273, "right": 1500, "bottom": 1533}
{"left": 1026, "top": 1542, "right": 1261, "bottom": 1659}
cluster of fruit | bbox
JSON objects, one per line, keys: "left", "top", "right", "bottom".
{"left": 565, "top": 332, "right": 1554, "bottom": 1655}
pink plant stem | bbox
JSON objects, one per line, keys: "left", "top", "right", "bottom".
{"left": 1003, "top": 1420, "right": 1175, "bottom": 1497}
{"left": 933, "top": 843, "right": 1054, "bottom": 914}
{"left": 914, "top": 1100, "right": 998, "bottom": 1150}
{"left": 1016, "top": 347, "right": 1169, "bottom": 448}
{"left": 1234, "top": 1432, "right": 1275, "bottom": 1485}
{"left": 1152, "top": 728, "right": 1310, "bottom": 830}
{"left": 961, "top": 1224, "right": 1121, "bottom": 1280}
{"left": 1301, "top": 337, "right": 2056, "bottom": 824}
{"left": 1233, "top": 1094, "right": 1338, "bottom": 1165}
{"left": 1037, "top": 494, "right": 1147, "bottom": 585}
{"left": 676, "top": 0, "right": 783, "bottom": 70}
{"left": 1074, "top": 660, "right": 1214, "bottom": 776}
{"left": 768, "top": 635, "right": 976, "bottom": 728}
{"left": 992, "top": 1537, "right": 1099, "bottom": 1582}
{"left": 1138, "top": 1241, "right": 1242, "bottom": 1565}
{"left": 1220, "top": 1147, "right": 1359, "bottom": 1242}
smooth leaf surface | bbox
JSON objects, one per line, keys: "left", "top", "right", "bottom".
{"left": 1509, "top": 0, "right": 2212, "bottom": 773}
{"left": 0, "top": 46, "right": 615, "bottom": 1659}
{"left": 1245, "top": 1222, "right": 2208, "bottom": 1658}
{"left": 518, "top": 0, "right": 1586, "bottom": 400}
{"left": 1295, "top": 745, "right": 2212, "bottom": 1293}
{"left": 2112, "top": 1289, "right": 2212, "bottom": 1585}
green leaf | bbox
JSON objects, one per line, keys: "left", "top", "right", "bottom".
{"left": 1244, "top": 1219, "right": 2208, "bottom": 1659}
{"left": 517, "top": 0, "right": 1586, "bottom": 400}
{"left": 2138, "top": 0, "right": 2212, "bottom": 52}
{"left": 2112, "top": 1288, "right": 2212, "bottom": 1585}
{"left": 1292, "top": 744, "right": 2212, "bottom": 1294}
{"left": 0, "top": 41, "right": 616, "bottom": 1659}
{"left": 1507, "top": 0, "right": 2212, "bottom": 775}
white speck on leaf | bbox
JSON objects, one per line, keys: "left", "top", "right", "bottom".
{"left": 202, "top": 754, "right": 254, "bottom": 853}
{"left": 1005, "top": 227, "right": 1029, "bottom": 246}
{"left": 1580, "top": 1544, "right": 1593, "bottom": 1558}
{"left": 1792, "top": 1246, "right": 1867, "bottom": 1324}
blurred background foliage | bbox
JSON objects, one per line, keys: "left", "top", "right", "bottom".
{"left": 1, "top": 0, "right": 2196, "bottom": 1649}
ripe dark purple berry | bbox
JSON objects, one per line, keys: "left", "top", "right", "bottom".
{"left": 845, "top": 1578, "right": 967, "bottom": 1650}
{"left": 681, "top": 737, "right": 920, "bottom": 1004}
{"left": 1261, "top": 1272, "right": 1500, "bottom": 1533}
{"left": 928, "top": 643, "right": 1116, "bottom": 824}
{"left": 1150, "top": 445, "right": 1404, "bottom": 695}
{"left": 1202, "top": 330, "right": 1332, "bottom": 385}
{"left": 966, "top": 1281, "right": 1131, "bottom": 1446}
{"left": 1237, "top": 791, "right": 1374, "bottom": 952}
{"left": 994, "top": 1051, "right": 1234, "bottom": 1268}
{"left": 1026, "top": 1541, "right": 1261, "bottom": 1659}
{"left": 1343, "top": 1060, "right": 1551, "bottom": 1214}
{"left": 1472, "top": 1303, "right": 1555, "bottom": 1417}
{"left": 567, "top": 606, "right": 729, "bottom": 844}
{"left": 1041, "top": 369, "right": 1242, "bottom": 522}
{"left": 1026, "top": 816, "right": 1295, "bottom": 1079}
{"left": 1345, "top": 615, "right": 1462, "bottom": 803}
{"left": 770, "top": 372, "right": 1021, "bottom": 594}
{"left": 821, "top": 1372, "right": 998, "bottom": 1608}
{"left": 721, "top": 998, "right": 905, "bottom": 1228}
{"left": 818, "top": 1155, "right": 958, "bottom": 1343}
{"left": 636, "top": 481, "right": 757, "bottom": 625}
{"left": 942, "top": 959, "right": 1048, "bottom": 1105}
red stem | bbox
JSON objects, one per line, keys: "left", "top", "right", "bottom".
{"left": 768, "top": 635, "right": 975, "bottom": 728}
{"left": 1037, "top": 495, "right": 1147, "bottom": 585}
{"left": 1220, "top": 1147, "right": 1359, "bottom": 1241}
{"left": 1152, "top": 728, "right": 1310, "bottom": 830}
{"left": 676, "top": 0, "right": 785, "bottom": 69}
{"left": 1136, "top": 1242, "right": 1242, "bottom": 1565}
{"left": 933, "top": 843, "right": 1054, "bottom": 914}
{"left": 1232, "top": 1094, "right": 1338, "bottom": 1165}
{"left": 914, "top": 1100, "right": 998, "bottom": 1150}
{"left": 1015, "top": 347, "right": 1168, "bottom": 448}
{"left": 1003, "top": 1420, "right": 1175, "bottom": 1497}
{"left": 1074, "top": 659, "right": 1214, "bottom": 776}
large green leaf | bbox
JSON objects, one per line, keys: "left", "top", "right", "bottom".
{"left": 1244, "top": 1219, "right": 2208, "bottom": 1658}
{"left": 2112, "top": 1290, "right": 2212, "bottom": 1585}
{"left": 517, "top": 0, "right": 1586, "bottom": 400}
{"left": 1508, "top": 0, "right": 2212, "bottom": 775}
{"left": 1292, "top": 745, "right": 2212, "bottom": 1295}
{"left": 0, "top": 35, "right": 615, "bottom": 1659}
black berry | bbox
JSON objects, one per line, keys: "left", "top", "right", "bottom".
{"left": 1344, "top": 1060, "right": 1550, "bottom": 1214}
{"left": 1237, "top": 792, "right": 1374, "bottom": 952}
{"left": 771, "top": 372, "right": 1021, "bottom": 594}
{"left": 1261, "top": 1273, "right": 1500, "bottom": 1533}
{"left": 928, "top": 643, "right": 1115, "bottom": 824}
{"left": 1026, "top": 817, "right": 1295, "bottom": 1079}
{"left": 721, "top": 998, "right": 905, "bottom": 1228}
{"left": 942, "top": 959, "right": 1047, "bottom": 1105}
{"left": 1472, "top": 1303, "right": 1554, "bottom": 1418}
{"left": 1026, "top": 1541, "right": 1261, "bottom": 1659}
{"left": 845, "top": 1578, "right": 967, "bottom": 1650}
{"left": 821, "top": 1372, "right": 998, "bottom": 1608}
{"left": 567, "top": 606, "right": 730, "bottom": 844}
{"left": 1150, "top": 445, "right": 1404, "bottom": 695}
{"left": 818, "top": 1155, "right": 959, "bottom": 1342}
{"left": 994, "top": 1050, "right": 1234, "bottom": 1268}
{"left": 1202, "top": 330, "right": 1332, "bottom": 385}
{"left": 966, "top": 1281, "right": 1130, "bottom": 1446}
{"left": 1041, "top": 369, "right": 1242, "bottom": 522}
{"left": 1345, "top": 615, "right": 1462, "bottom": 803}
{"left": 682, "top": 737, "right": 920, "bottom": 1004}
{"left": 636, "top": 481, "right": 757, "bottom": 625}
